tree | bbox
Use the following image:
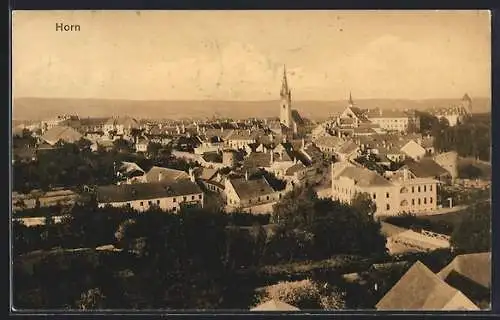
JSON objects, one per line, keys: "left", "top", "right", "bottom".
{"left": 76, "top": 288, "right": 106, "bottom": 310}
{"left": 272, "top": 187, "right": 386, "bottom": 260}
{"left": 114, "top": 219, "right": 137, "bottom": 250}
{"left": 272, "top": 187, "right": 317, "bottom": 228}
{"left": 351, "top": 192, "right": 377, "bottom": 219}
{"left": 76, "top": 138, "right": 93, "bottom": 153}
{"left": 146, "top": 142, "right": 162, "bottom": 158}
{"left": 459, "top": 164, "right": 483, "bottom": 179}
{"left": 451, "top": 202, "right": 491, "bottom": 253}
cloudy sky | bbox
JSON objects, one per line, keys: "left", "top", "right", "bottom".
{"left": 12, "top": 10, "right": 490, "bottom": 100}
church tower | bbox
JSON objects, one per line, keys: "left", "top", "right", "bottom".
{"left": 348, "top": 91, "right": 355, "bottom": 107}
{"left": 461, "top": 93, "right": 472, "bottom": 114}
{"left": 280, "top": 65, "right": 293, "bottom": 128}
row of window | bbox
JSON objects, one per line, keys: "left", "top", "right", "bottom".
{"left": 229, "top": 193, "right": 283, "bottom": 206}
{"left": 401, "top": 197, "right": 433, "bottom": 206}
{"left": 403, "top": 185, "right": 433, "bottom": 193}
{"left": 139, "top": 194, "right": 202, "bottom": 207}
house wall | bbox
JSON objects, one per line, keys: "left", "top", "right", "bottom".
{"left": 401, "top": 140, "right": 426, "bottom": 161}
{"left": 331, "top": 176, "right": 438, "bottom": 217}
{"left": 394, "top": 179, "right": 438, "bottom": 215}
{"left": 239, "top": 202, "right": 277, "bottom": 214}
{"left": 226, "top": 139, "right": 256, "bottom": 150}
{"left": 370, "top": 117, "right": 409, "bottom": 132}
{"left": 194, "top": 143, "right": 222, "bottom": 155}
{"left": 98, "top": 192, "right": 204, "bottom": 213}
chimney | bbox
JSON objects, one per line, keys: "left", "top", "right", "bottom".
{"left": 245, "top": 171, "right": 249, "bottom": 181}
{"left": 189, "top": 168, "right": 195, "bottom": 182}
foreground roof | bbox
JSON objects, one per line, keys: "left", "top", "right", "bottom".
{"left": 437, "top": 252, "right": 491, "bottom": 289}
{"left": 376, "top": 261, "right": 478, "bottom": 310}
{"left": 251, "top": 299, "right": 300, "bottom": 311}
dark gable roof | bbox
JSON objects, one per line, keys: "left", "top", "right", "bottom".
{"left": 291, "top": 110, "right": 305, "bottom": 125}
{"left": 230, "top": 177, "right": 275, "bottom": 201}
{"left": 243, "top": 152, "right": 272, "bottom": 168}
{"left": 437, "top": 252, "right": 491, "bottom": 289}
{"left": 376, "top": 261, "right": 464, "bottom": 310}
{"left": 96, "top": 180, "right": 202, "bottom": 203}
{"left": 404, "top": 158, "right": 449, "bottom": 178}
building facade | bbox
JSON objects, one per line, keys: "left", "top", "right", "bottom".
{"left": 96, "top": 179, "right": 204, "bottom": 213}
{"left": 331, "top": 163, "right": 438, "bottom": 217}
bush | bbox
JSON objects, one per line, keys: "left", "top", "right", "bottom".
{"left": 254, "top": 279, "right": 346, "bottom": 310}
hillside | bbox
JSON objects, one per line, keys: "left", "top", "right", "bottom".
{"left": 12, "top": 97, "right": 491, "bottom": 121}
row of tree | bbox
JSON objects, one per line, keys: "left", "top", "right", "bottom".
{"left": 418, "top": 111, "right": 491, "bottom": 161}
{"left": 12, "top": 140, "right": 189, "bottom": 193}
{"left": 13, "top": 187, "right": 389, "bottom": 309}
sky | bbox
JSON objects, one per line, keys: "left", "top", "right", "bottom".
{"left": 12, "top": 10, "right": 491, "bottom": 101}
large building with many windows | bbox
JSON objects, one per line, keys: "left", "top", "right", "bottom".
{"left": 331, "top": 162, "right": 438, "bottom": 217}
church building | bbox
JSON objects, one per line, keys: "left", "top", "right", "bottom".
{"left": 273, "top": 65, "right": 310, "bottom": 139}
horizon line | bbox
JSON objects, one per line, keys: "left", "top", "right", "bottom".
{"left": 13, "top": 96, "right": 491, "bottom": 102}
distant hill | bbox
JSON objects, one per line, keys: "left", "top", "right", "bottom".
{"left": 12, "top": 97, "right": 491, "bottom": 121}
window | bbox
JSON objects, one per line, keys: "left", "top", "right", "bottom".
{"left": 157, "top": 200, "right": 160, "bottom": 205}
{"left": 279, "top": 194, "right": 282, "bottom": 199}
{"left": 183, "top": 196, "right": 187, "bottom": 201}
{"left": 418, "top": 186, "right": 421, "bottom": 192}
{"left": 430, "top": 185, "right": 433, "bottom": 191}
{"left": 267, "top": 196, "right": 270, "bottom": 200}
{"left": 191, "top": 195, "right": 195, "bottom": 200}
{"left": 173, "top": 206, "right": 177, "bottom": 212}
{"left": 386, "top": 192, "right": 390, "bottom": 198}
{"left": 430, "top": 197, "right": 433, "bottom": 204}
{"left": 412, "top": 186, "right": 415, "bottom": 193}
{"left": 424, "top": 198, "right": 427, "bottom": 204}
{"left": 140, "top": 202, "right": 143, "bottom": 206}
{"left": 424, "top": 186, "right": 427, "bottom": 192}
{"left": 418, "top": 198, "right": 421, "bottom": 205}
{"left": 373, "top": 193, "right": 376, "bottom": 199}
{"left": 258, "top": 197, "right": 261, "bottom": 202}
{"left": 148, "top": 201, "right": 152, "bottom": 205}
{"left": 412, "top": 199, "right": 415, "bottom": 205}
{"left": 249, "top": 199, "right": 252, "bottom": 204}
{"left": 199, "top": 194, "right": 202, "bottom": 199}
{"left": 173, "top": 197, "right": 176, "bottom": 202}
{"left": 386, "top": 204, "right": 390, "bottom": 210}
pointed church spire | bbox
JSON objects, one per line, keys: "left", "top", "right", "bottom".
{"left": 281, "top": 65, "right": 289, "bottom": 97}
{"left": 348, "top": 91, "right": 354, "bottom": 107}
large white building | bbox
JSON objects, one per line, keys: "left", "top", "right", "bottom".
{"left": 331, "top": 162, "right": 438, "bottom": 218}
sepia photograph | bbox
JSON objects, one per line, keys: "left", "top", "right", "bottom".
{"left": 11, "top": 10, "right": 491, "bottom": 312}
